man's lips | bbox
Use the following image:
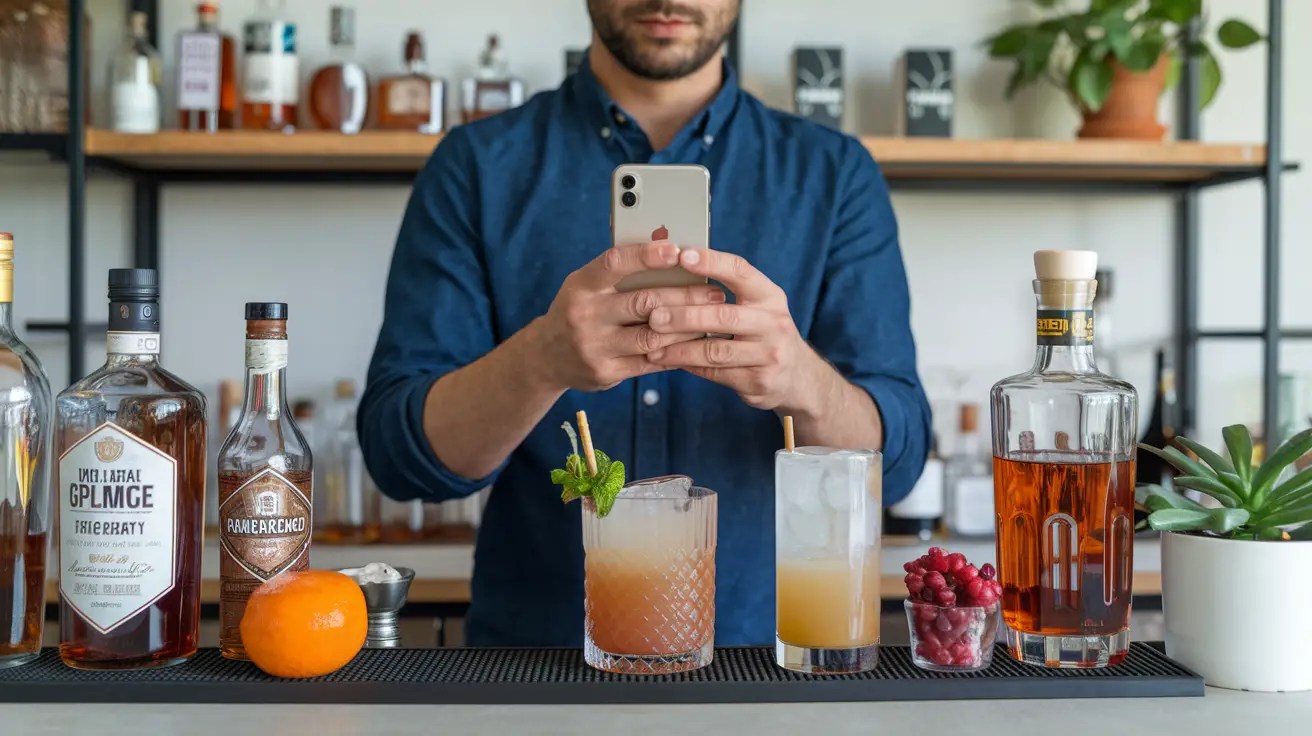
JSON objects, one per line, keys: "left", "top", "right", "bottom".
{"left": 637, "top": 16, "right": 694, "bottom": 38}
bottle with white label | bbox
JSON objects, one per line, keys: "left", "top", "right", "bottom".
{"left": 945, "top": 403, "right": 995, "bottom": 537}
{"left": 241, "top": 0, "right": 299, "bottom": 131}
{"left": 886, "top": 435, "right": 944, "bottom": 540}
{"left": 56, "top": 269, "right": 208, "bottom": 670}
{"left": 460, "top": 34, "right": 525, "bottom": 124}
{"left": 217, "top": 303, "right": 313, "bottom": 660}
{"left": 108, "top": 11, "right": 161, "bottom": 134}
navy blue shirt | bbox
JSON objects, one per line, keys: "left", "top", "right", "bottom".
{"left": 360, "top": 60, "right": 931, "bottom": 647}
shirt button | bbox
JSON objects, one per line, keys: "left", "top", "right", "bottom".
{"left": 600, "top": 126, "right": 612, "bottom": 139}
{"left": 703, "top": 134, "right": 715, "bottom": 146}
{"left": 614, "top": 112, "right": 627, "bottom": 124}
{"left": 642, "top": 389, "right": 660, "bottom": 407}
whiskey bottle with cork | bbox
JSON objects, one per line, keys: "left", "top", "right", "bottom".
{"left": 57, "top": 269, "right": 207, "bottom": 670}
{"left": 217, "top": 303, "right": 312, "bottom": 660}
{"left": 0, "top": 233, "right": 54, "bottom": 669}
{"left": 307, "top": 6, "right": 369, "bottom": 134}
{"left": 376, "top": 31, "right": 445, "bottom": 133}
{"left": 177, "top": 1, "right": 238, "bottom": 131}
{"left": 944, "top": 403, "right": 994, "bottom": 537}
{"left": 460, "top": 34, "right": 525, "bottom": 124}
{"left": 241, "top": 0, "right": 298, "bottom": 131}
{"left": 989, "top": 250, "right": 1137, "bottom": 669}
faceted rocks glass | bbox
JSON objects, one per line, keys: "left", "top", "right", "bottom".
{"left": 582, "top": 475, "right": 717, "bottom": 675}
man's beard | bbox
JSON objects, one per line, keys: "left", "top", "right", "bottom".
{"left": 587, "top": 0, "right": 737, "bottom": 81}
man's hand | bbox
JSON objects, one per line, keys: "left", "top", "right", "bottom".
{"left": 645, "top": 249, "right": 827, "bottom": 414}
{"left": 531, "top": 243, "right": 722, "bottom": 392}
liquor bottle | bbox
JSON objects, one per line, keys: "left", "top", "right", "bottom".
{"left": 0, "top": 233, "right": 54, "bottom": 669}
{"left": 241, "top": 0, "right": 298, "bottom": 132}
{"left": 460, "top": 34, "right": 525, "bottom": 124}
{"left": 1093, "top": 269, "right": 1117, "bottom": 378}
{"left": 885, "top": 434, "right": 944, "bottom": 540}
{"left": 177, "top": 1, "right": 237, "bottom": 131}
{"left": 217, "top": 303, "right": 313, "bottom": 660}
{"left": 314, "top": 380, "right": 379, "bottom": 543}
{"left": 1136, "top": 347, "right": 1176, "bottom": 490}
{"left": 205, "top": 379, "right": 243, "bottom": 531}
{"left": 57, "top": 269, "right": 207, "bottom": 670}
{"left": 307, "top": 6, "right": 368, "bottom": 134}
{"left": 376, "top": 31, "right": 445, "bottom": 133}
{"left": 990, "top": 250, "right": 1137, "bottom": 669}
{"left": 945, "top": 403, "right": 994, "bottom": 537}
{"left": 108, "top": 11, "right": 161, "bottom": 134}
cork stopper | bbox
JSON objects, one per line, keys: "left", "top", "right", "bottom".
{"left": 0, "top": 232, "right": 12, "bottom": 256}
{"left": 293, "top": 400, "right": 315, "bottom": 420}
{"left": 0, "top": 233, "right": 12, "bottom": 304}
{"left": 335, "top": 379, "right": 356, "bottom": 399}
{"left": 1034, "top": 250, "right": 1098, "bottom": 281}
{"left": 960, "top": 403, "right": 978, "bottom": 433}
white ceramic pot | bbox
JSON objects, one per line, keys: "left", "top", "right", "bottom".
{"left": 1162, "top": 531, "right": 1312, "bottom": 692}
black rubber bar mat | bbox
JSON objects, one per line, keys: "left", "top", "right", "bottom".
{"left": 0, "top": 643, "right": 1202, "bottom": 705}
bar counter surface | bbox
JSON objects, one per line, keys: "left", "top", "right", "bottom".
{"left": 3, "top": 688, "right": 1308, "bottom": 735}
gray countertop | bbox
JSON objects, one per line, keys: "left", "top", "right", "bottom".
{"left": 3, "top": 689, "right": 1309, "bottom": 736}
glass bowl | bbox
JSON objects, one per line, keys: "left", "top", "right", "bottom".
{"left": 905, "top": 598, "right": 1000, "bottom": 672}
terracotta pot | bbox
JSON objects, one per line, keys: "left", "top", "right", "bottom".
{"left": 1077, "top": 58, "right": 1169, "bottom": 140}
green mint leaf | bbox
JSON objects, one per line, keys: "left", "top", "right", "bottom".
{"left": 565, "top": 453, "right": 585, "bottom": 478}
{"left": 591, "top": 460, "right": 627, "bottom": 519}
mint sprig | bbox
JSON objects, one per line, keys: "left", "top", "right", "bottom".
{"left": 550, "top": 421, "right": 626, "bottom": 518}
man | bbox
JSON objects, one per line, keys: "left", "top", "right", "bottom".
{"left": 359, "top": 0, "right": 931, "bottom": 647}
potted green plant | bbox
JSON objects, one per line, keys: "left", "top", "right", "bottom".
{"left": 1138, "top": 425, "right": 1312, "bottom": 692}
{"left": 985, "top": 0, "right": 1263, "bottom": 140}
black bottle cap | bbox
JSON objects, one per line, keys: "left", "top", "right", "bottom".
{"left": 245, "top": 302, "right": 288, "bottom": 320}
{"left": 107, "top": 268, "right": 159, "bottom": 302}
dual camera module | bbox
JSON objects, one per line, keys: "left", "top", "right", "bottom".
{"left": 620, "top": 174, "right": 638, "bottom": 208}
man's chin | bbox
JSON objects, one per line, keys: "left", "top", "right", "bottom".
{"left": 623, "top": 50, "right": 708, "bottom": 81}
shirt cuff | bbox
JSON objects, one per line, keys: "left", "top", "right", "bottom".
{"left": 852, "top": 375, "right": 929, "bottom": 507}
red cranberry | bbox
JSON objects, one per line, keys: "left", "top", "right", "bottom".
{"left": 936, "top": 589, "right": 957, "bottom": 607}
{"left": 958, "top": 564, "right": 979, "bottom": 584}
{"left": 991, "top": 580, "right": 1003, "bottom": 595}
{"left": 917, "top": 619, "right": 934, "bottom": 638}
{"left": 915, "top": 642, "right": 932, "bottom": 660}
{"left": 928, "top": 555, "right": 950, "bottom": 573}
{"left": 921, "top": 632, "right": 942, "bottom": 651}
{"left": 932, "top": 648, "right": 953, "bottom": 666}
{"left": 980, "top": 563, "right": 996, "bottom": 580}
{"left": 903, "top": 560, "right": 918, "bottom": 573}
{"left": 966, "top": 577, "right": 986, "bottom": 601}
{"left": 921, "top": 587, "right": 938, "bottom": 603}
{"left": 924, "top": 571, "right": 947, "bottom": 591}
{"left": 950, "top": 642, "right": 973, "bottom": 661}
{"left": 928, "top": 546, "right": 946, "bottom": 558}
{"left": 907, "top": 576, "right": 926, "bottom": 596}
{"left": 946, "top": 552, "right": 966, "bottom": 573}
{"left": 935, "top": 613, "right": 953, "bottom": 632}
{"left": 915, "top": 602, "right": 938, "bottom": 622}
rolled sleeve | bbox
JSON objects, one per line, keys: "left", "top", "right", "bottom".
{"left": 808, "top": 138, "right": 933, "bottom": 506}
{"left": 358, "top": 127, "right": 504, "bottom": 503}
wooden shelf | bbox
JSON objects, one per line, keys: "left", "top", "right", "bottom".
{"left": 83, "top": 129, "right": 1275, "bottom": 186}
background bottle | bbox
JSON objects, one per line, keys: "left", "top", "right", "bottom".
{"left": 0, "top": 233, "right": 54, "bottom": 669}
{"left": 217, "top": 303, "right": 312, "bottom": 660}
{"left": 377, "top": 31, "right": 445, "bottom": 132}
{"left": 885, "top": 434, "right": 944, "bottom": 540}
{"left": 1136, "top": 347, "right": 1177, "bottom": 489}
{"left": 109, "top": 11, "right": 160, "bottom": 134}
{"left": 241, "top": 0, "right": 298, "bottom": 131}
{"left": 944, "top": 403, "right": 993, "bottom": 537}
{"left": 307, "top": 6, "right": 368, "bottom": 133}
{"left": 177, "top": 1, "right": 237, "bottom": 131}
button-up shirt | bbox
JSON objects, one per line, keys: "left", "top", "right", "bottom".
{"left": 359, "top": 58, "right": 932, "bottom": 647}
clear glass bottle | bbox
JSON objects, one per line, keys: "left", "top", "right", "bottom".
{"left": 315, "top": 379, "right": 379, "bottom": 543}
{"left": 460, "top": 34, "right": 524, "bottom": 124}
{"left": 108, "top": 11, "right": 161, "bottom": 134}
{"left": 217, "top": 303, "right": 313, "bottom": 660}
{"left": 0, "top": 233, "right": 54, "bottom": 669}
{"left": 177, "top": 1, "right": 238, "bottom": 131}
{"left": 241, "top": 0, "right": 298, "bottom": 131}
{"left": 377, "top": 31, "right": 445, "bottom": 133}
{"left": 944, "top": 403, "right": 994, "bottom": 537}
{"left": 307, "top": 6, "right": 368, "bottom": 133}
{"left": 57, "top": 269, "right": 207, "bottom": 670}
{"left": 989, "top": 250, "right": 1137, "bottom": 669}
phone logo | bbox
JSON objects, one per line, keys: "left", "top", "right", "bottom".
{"left": 652, "top": 225, "right": 669, "bottom": 241}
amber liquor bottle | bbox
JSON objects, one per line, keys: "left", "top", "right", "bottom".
{"left": 217, "top": 303, "right": 313, "bottom": 660}
{"left": 57, "top": 269, "right": 207, "bottom": 670}
{"left": 240, "top": 0, "right": 299, "bottom": 131}
{"left": 377, "top": 31, "right": 445, "bottom": 133}
{"left": 989, "top": 250, "right": 1138, "bottom": 669}
{"left": 177, "top": 1, "right": 238, "bottom": 131}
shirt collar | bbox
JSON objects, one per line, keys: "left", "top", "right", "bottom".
{"left": 572, "top": 47, "right": 740, "bottom": 149}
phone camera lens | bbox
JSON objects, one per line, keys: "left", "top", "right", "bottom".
{"left": 621, "top": 191, "right": 637, "bottom": 208}
{"left": 621, "top": 175, "right": 637, "bottom": 190}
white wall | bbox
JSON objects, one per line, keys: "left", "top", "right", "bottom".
{"left": 0, "top": 0, "right": 1307, "bottom": 453}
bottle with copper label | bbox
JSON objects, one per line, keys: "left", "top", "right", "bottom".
{"left": 217, "top": 303, "right": 312, "bottom": 660}
{"left": 307, "top": 6, "right": 368, "bottom": 134}
{"left": 460, "top": 34, "right": 524, "bottom": 124}
{"left": 376, "top": 31, "right": 444, "bottom": 133}
{"left": 57, "top": 269, "right": 207, "bottom": 670}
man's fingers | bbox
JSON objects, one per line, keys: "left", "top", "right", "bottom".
{"left": 648, "top": 338, "right": 771, "bottom": 368}
{"left": 677, "top": 248, "right": 781, "bottom": 303}
{"left": 609, "top": 325, "right": 704, "bottom": 357}
{"left": 579, "top": 243, "right": 681, "bottom": 291}
{"left": 647, "top": 304, "right": 785, "bottom": 337}
{"left": 605, "top": 285, "right": 727, "bottom": 324}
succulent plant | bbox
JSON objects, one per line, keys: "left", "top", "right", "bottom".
{"left": 1137, "top": 425, "right": 1312, "bottom": 541}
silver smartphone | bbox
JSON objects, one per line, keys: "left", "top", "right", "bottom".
{"left": 610, "top": 163, "right": 711, "bottom": 293}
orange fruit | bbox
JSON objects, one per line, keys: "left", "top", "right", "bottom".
{"left": 240, "top": 570, "right": 367, "bottom": 679}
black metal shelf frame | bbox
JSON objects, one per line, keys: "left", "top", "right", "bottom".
{"left": 44, "top": 0, "right": 1291, "bottom": 444}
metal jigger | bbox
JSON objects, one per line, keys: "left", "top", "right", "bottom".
{"left": 341, "top": 566, "right": 416, "bottom": 649}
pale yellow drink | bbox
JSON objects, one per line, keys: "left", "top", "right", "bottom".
{"left": 776, "top": 553, "right": 881, "bottom": 649}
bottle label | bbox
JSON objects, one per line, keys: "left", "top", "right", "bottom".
{"left": 243, "top": 21, "right": 299, "bottom": 105}
{"left": 245, "top": 339, "right": 288, "bottom": 374}
{"left": 178, "top": 32, "right": 222, "bottom": 110}
{"left": 387, "top": 77, "right": 432, "bottom": 116}
{"left": 59, "top": 422, "right": 179, "bottom": 634}
{"left": 111, "top": 81, "right": 160, "bottom": 134}
{"left": 0, "top": 252, "right": 11, "bottom": 304}
{"left": 949, "top": 476, "right": 995, "bottom": 536}
{"left": 107, "top": 332, "right": 161, "bottom": 356}
{"left": 1036, "top": 309, "right": 1094, "bottom": 347}
{"left": 889, "top": 458, "right": 945, "bottom": 518}
{"left": 219, "top": 468, "right": 312, "bottom": 583}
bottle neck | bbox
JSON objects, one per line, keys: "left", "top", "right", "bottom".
{"left": 0, "top": 302, "right": 13, "bottom": 337}
{"left": 241, "top": 329, "right": 291, "bottom": 421}
{"left": 106, "top": 333, "right": 160, "bottom": 366}
{"left": 1031, "top": 279, "right": 1098, "bottom": 375}
{"left": 199, "top": 10, "right": 218, "bottom": 31}
{"left": 106, "top": 297, "right": 161, "bottom": 365}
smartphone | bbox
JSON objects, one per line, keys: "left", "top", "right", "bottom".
{"left": 610, "top": 163, "right": 711, "bottom": 293}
